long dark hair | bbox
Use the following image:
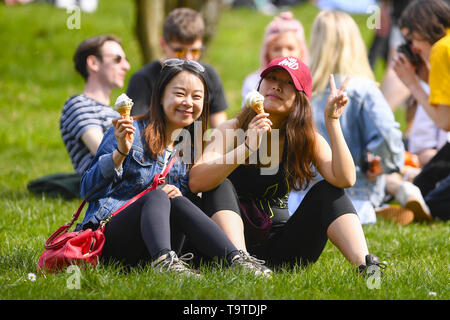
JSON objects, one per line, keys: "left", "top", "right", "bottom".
{"left": 236, "top": 89, "right": 318, "bottom": 191}
{"left": 135, "top": 63, "right": 209, "bottom": 159}
{"left": 399, "top": 0, "right": 450, "bottom": 44}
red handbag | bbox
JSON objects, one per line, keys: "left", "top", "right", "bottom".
{"left": 37, "top": 155, "right": 178, "bottom": 273}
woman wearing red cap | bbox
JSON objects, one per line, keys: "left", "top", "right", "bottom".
{"left": 189, "top": 56, "right": 384, "bottom": 274}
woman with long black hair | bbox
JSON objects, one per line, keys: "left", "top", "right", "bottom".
{"left": 189, "top": 56, "right": 384, "bottom": 273}
{"left": 78, "top": 59, "right": 271, "bottom": 277}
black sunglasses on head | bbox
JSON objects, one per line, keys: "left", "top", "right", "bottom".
{"left": 162, "top": 58, "right": 205, "bottom": 73}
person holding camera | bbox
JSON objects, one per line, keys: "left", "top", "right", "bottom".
{"left": 392, "top": 0, "right": 450, "bottom": 221}
{"left": 289, "top": 11, "right": 432, "bottom": 226}
{"left": 393, "top": 0, "right": 450, "bottom": 131}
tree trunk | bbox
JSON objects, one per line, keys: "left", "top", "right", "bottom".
{"left": 135, "top": 0, "right": 164, "bottom": 63}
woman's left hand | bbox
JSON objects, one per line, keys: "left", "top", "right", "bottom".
{"left": 162, "top": 184, "right": 182, "bottom": 198}
{"left": 325, "top": 74, "right": 350, "bottom": 121}
{"left": 392, "top": 52, "right": 420, "bottom": 89}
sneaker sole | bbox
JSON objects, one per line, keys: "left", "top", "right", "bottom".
{"left": 405, "top": 200, "right": 432, "bottom": 222}
{"left": 375, "top": 207, "right": 414, "bottom": 226}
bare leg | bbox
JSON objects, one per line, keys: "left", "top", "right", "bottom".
{"left": 327, "top": 213, "right": 369, "bottom": 266}
{"left": 211, "top": 210, "right": 247, "bottom": 252}
{"left": 385, "top": 172, "right": 404, "bottom": 196}
{"left": 385, "top": 173, "right": 431, "bottom": 221}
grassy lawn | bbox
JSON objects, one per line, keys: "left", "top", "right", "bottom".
{"left": 0, "top": 0, "right": 448, "bottom": 301}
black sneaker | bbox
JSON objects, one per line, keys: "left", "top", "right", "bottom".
{"left": 357, "top": 254, "right": 387, "bottom": 277}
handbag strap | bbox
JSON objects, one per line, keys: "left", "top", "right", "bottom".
{"left": 66, "top": 152, "right": 179, "bottom": 229}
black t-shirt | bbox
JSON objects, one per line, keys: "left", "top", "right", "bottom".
{"left": 227, "top": 144, "right": 290, "bottom": 225}
{"left": 228, "top": 163, "right": 289, "bottom": 200}
{"left": 126, "top": 60, "right": 229, "bottom": 116}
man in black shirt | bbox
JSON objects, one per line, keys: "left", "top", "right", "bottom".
{"left": 127, "top": 8, "right": 228, "bottom": 128}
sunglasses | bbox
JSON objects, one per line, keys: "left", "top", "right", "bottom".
{"left": 162, "top": 58, "right": 205, "bottom": 73}
{"left": 96, "top": 53, "right": 128, "bottom": 64}
{"left": 168, "top": 45, "right": 203, "bottom": 59}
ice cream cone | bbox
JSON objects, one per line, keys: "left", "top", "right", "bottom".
{"left": 114, "top": 93, "right": 134, "bottom": 119}
{"left": 117, "top": 105, "right": 132, "bottom": 119}
{"left": 244, "top": 90, "right": 265, "bottom": 114}
{"left": 249, "top": 101, "right": 265, "bottom": 114}
{"left": 114, "top": 93, "right": 134, "bottom": 140}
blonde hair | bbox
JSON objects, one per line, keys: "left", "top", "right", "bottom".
{"left": 309, "top": 11, "right": 374, "bottom": 95}
{"left": 261, "top": 11, "right": 309, "bottom": 67}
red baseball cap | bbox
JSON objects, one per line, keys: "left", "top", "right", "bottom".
{"left": 260, "top": 56, "right": 312, "bottom": 99}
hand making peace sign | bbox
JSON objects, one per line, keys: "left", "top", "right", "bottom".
{"left": 325, "top": 74, "right": 351, "bottom": 121}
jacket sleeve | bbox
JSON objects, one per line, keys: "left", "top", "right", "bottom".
{"left": 80, "top": 127, "right": 124, "bottom": 201}
{"left": 360, "top": 84, "right": 405, "bottom": 173}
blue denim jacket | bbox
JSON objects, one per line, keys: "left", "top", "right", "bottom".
{"left": 76, "top": 120, "right": 189, "bottom": 230}
{"left": 310, "top": 75, "right": 404, "bottom": 207}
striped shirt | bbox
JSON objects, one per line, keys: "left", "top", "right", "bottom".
{"left": 60, "top": 94, "right": 119, "bottom": 175}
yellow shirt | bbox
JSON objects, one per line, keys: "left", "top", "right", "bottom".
{"left": 429, "top": 28, "right": 450, "bottom": 106}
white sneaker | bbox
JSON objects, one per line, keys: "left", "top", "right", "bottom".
{"left": 230, "top": 250, "right": 273, "bottom": 278}
{"left": 152, "top": 251, "right": 200, "bottom": 277}
{"left": 395, "top": 182, "right": 432, "bottom": 222}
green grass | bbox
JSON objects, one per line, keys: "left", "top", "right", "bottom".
{"left": 0, "top": 0, "right": 448, "bottom": 301}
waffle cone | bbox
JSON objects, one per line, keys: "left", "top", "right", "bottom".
{"left": 249, "top": 101, "right": 265, "bottom": 114}
{"left": 117, "top": 105, "right": 132, "bottom": 119}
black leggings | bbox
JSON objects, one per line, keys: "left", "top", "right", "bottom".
{"left": 101, "top": 189, "right": 239, "bottom": 267}
{"left": 200, "top": 179, "right": 357, "bottom": 268}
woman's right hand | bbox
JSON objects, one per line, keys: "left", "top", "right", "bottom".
{"left": 112, "top": 117, "right": 135, "bottom": 156}
{"left": 245, "top": 112, "right": 272, "bottom": 151}
{"left": 161, "top": 184, "right": 182, "bottom": 198}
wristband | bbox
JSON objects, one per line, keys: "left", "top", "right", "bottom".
{"left": 116, "top": 147, "right": 129, "bottom": 157}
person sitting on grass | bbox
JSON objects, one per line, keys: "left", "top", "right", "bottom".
{"left": 189, "top": 56, "right": 385, "bottom": 275}
{"left": 60, "top": 35, "right": 130, "bottom": 176}
{"left": 77, "top": 59, "right": 272, "bottom": 277}
{"left": 290, "top": 10, "right": 432, "bottom": 226}
{"left": 392, "top": 0, "right": 450, "bottom": 221}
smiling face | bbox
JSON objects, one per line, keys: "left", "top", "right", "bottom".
{"left": 259, "top": 68, "right": 297, "bottom": 115}
{"left": 161, "top": 70, "right": 205, "bottom": 130}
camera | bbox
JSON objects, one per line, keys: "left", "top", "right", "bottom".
{"left": 397, "top": 41, "right": 422, "bottom": 67}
